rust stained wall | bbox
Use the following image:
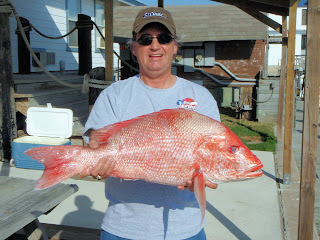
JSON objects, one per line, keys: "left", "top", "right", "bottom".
{"left": 213, "top": 40, "right": 265, "bottom": 79}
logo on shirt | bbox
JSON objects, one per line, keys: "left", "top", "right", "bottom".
{"left": 177, "top": 98, "right": 198, "bottom": 110}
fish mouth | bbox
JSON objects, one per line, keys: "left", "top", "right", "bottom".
{"left": 244, "top": 163, "right": 264, "bottom": 178}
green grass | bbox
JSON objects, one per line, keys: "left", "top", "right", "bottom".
{"left": 220, "top": 109, "right": 277, "bottom": 152}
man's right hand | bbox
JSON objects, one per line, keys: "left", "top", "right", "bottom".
{"left": 78, "top": 130, "right": 116, "bottom": 180}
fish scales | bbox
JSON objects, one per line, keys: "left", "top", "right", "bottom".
{"left": 104, "top": 110, "right": 199, "bottom": 184}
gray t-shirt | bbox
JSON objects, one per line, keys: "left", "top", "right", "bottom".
{"left": 83, "top": 75, "right": 220, "bottom": 240}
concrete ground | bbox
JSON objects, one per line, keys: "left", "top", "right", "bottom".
{"left": 1, "top": 150, "right": 282, "bottom": 240}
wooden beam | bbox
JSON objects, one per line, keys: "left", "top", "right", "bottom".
{"left": 211, "top": 0, "right": 289, "bottom": 16}
{"left": 78, "top": 14, "right": 93, "bottom": 75}
{"left": 298, "top": 0, "right": 320, "bottom": 238}
{"left": 283, "top": 0, "right": 298, "bottom": 184}
{"left": 158, "top": 0, "right": 164, "bottom": 7}
{"left": 0, "top": 12, "right": 16, "bottom": 161}
{"left": 16, "top": 17, "right": 31, "bottom": 74}
{"left": 238, "top": 7, "right": 282, "bottom": 33}
{"left": 276, "top": 16, "right": 288, "bottom": 142}
{"left": 23, "top": 219, "right": 49, "bottom": 240}
{"left": 248, "top": 0, "right": 289, "bottom": 8}
{"left": 105, "top": 0, "right": 113, "bottom": 82}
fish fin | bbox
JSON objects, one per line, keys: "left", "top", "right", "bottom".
{"left": 90, "top": 117, "right": 146, "bottom": 143}
{"left": 91, "top": 108, "right": 194, "bottom": 143}
{"left": 25, "top": 145, "right": 87, "bottom": 189}
{"left": 193, "top": 168, "right": 206, "bottom": 225}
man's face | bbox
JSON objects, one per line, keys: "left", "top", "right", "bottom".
{"left": 132, "top": 25, "right": 178, "bottom": 78}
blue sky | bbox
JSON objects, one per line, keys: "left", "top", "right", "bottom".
{"left": 137, "top": 0, "right": 219, "bottom": 6}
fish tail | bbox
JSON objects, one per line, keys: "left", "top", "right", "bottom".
{"left": 193, "top": 168, "right": 206, "bottom": 225}
{"left": 25, "top": 145, "right": 89, "bottom": 190}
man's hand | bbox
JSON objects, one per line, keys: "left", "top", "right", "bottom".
{"left": 78, "top": 130, "right": 116, "bottom": 180}
{"left": 177, "top": 180, "right": 218, "bottom": 192}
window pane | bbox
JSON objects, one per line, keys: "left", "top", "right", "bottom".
{"left": 301, "top": 9, "right": 307, "bottom": 25}
{"left": 95, "top": 0, "right": 105, "bottom": 48}
{"left": 97, "top": 27, "right": 105, "bottom": 48}
{"left": 301, "top": 35, "right": 306, "bottom": 50}
{"left": 69, "top": 20, "right": 78, "bottom": 47}
{"left": 96, "top": 0, "right": 105, "bottom": 27}
{"left": 68, "top": 0, "right": 79, "bottom": 21}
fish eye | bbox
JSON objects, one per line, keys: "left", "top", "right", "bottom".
{"left": 229, "top": 145, "right": 238, "bottom": 154}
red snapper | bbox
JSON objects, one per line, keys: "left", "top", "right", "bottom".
{"left": 25, "top": 108, "right": 263, "bottom": 223}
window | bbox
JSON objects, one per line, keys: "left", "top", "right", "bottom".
{"left": 301, "top": 35, "right": 307, "bottom": 50}
{"left": 301, "top": 9, "right": 307, "bottom": 25}
{"left": 67, "top": 0, "right": 80, "bottom": 48}
{"left": 95, "top": 0, "right": 105, "bottom": 49}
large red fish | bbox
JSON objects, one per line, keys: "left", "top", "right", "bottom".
{"left": 25, "top": 108, "right": 263, "bottom": 223}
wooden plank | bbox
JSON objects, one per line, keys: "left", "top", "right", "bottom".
{"left": 277, "top": 16, "right": 288, "bottom": 142}
{"left": 23, "top": 219, "right": 49, "bottom": 240}
{"left": 13, "top": 74, "right": 83, "bottom": 84}
{"left": 211, "top": 0, "right": 289, "bottom": 15}
{"left": 240, "top": 87, "right": 253, "bottom": 119}
{"left": 283, "top": 0, "right": 297, "bottom": 184}
{"left": 0, "top": 176, "right": 78, "bottom": 240}
{"left": 0, "top": 13, "right": 16, "bottom": 161}
{"left": 298, "top": 0, "right": 320, "bottom": 238}
{"left": 15, "top": 97, "right": 30, "bottom": 116}
{"left": 105, "top": 0, "right": 113, "bottom": 82}
{"left": 249, "top": 0, "right": 289, "bottom": 8}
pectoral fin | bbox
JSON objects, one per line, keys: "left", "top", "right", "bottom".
{"left": 193, "top": 168, "right": 206, "bottom": 225}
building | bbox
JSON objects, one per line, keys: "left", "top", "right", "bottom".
{"left": 114, "top": 4, "right": 267, "bottom": 81}
{"left": 9, "top": 0, "right": 145, "bottom": 74}
{"left": 267, "top": 2, "right": 307, "bottom": 76}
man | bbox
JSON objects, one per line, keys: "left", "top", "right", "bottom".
{"left": 80, "top": 7, "right": 220, "bottom": 240}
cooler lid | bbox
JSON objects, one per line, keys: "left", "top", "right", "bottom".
{"left": 26, "top": 103, "right": 73, "bottom": 138}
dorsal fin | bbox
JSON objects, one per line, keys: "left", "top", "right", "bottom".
{"left": 90, "top": 108, "right": 193, "bottom": 143}
{"left": 90, "top": 119, "right": 135, "bottom": 143}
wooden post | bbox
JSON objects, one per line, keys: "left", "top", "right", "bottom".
{"left": 0, "top": 13, "right": 17, "bottom": 161}
{"left": 298, "top": 0, "right": 320, "bottom": 238}
{"left": 105, "top": 0, "right": 113, "bottom": 83}
{"left": 158, "top": 0, "right": 164, "bottom": 7}
{"left": 16, "top": 17, "right": 31, "bottom": 74}
{"left": 240, "top": 87, "right": 253, "bottom": 120}
{"left": 78, "top": 14, "right": 93, "bottom": 75}
{"left": 283, "top": 0, "right": 297, "bottom": 184}
{"left": 276, "top": 16, "right": 288, "bottom": 142}
{"left": 89, "top": 0, "right": 113, "bottom": 111}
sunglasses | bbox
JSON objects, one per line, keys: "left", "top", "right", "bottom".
{"left": 135, "top": 33, "right": 175, "bottom": 46}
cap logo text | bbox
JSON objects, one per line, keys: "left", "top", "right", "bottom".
{"left": 143, "top": 12, "right": 168, "bottom": 19}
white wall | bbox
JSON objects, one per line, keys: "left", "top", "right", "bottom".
{"left": 267, "top": 7, "right": 307, "bottom": 76}
{"left": 9, "top": 0, "right": 120, "bottom": 74}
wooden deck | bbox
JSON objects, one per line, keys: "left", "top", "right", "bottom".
{"left": 7, "top": 224, "right": 101, "bottom": 240}
{"left": 0, "top": 176, "right": 78, "bottom": 240}
{"left": 13, "top": 72, "right": 89, "bottom": 137}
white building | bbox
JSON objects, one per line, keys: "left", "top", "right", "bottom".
{"left": 9, "top": 0, "right": 144, "bottom": 74}
{"left": 267, "top": 5, "right": 307, "bottom": 76}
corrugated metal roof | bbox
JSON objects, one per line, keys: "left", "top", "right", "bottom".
{"left": 114, "top": 5, "right": 267, "bottom": 43}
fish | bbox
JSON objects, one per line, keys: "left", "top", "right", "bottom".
{"left": 25, "top": 108, "right": 263, "bottom": 223}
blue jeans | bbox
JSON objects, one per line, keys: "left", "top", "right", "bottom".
{"left": 101, "top": 229, "right": 206, "bottom": 240}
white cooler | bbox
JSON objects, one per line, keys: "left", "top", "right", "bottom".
{"left": 12, "top": 103, "right": 73, "bottom": 170}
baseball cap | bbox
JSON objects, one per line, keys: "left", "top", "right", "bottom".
{"left": 132, "top": 7, "right": 176, "bottom": 35}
